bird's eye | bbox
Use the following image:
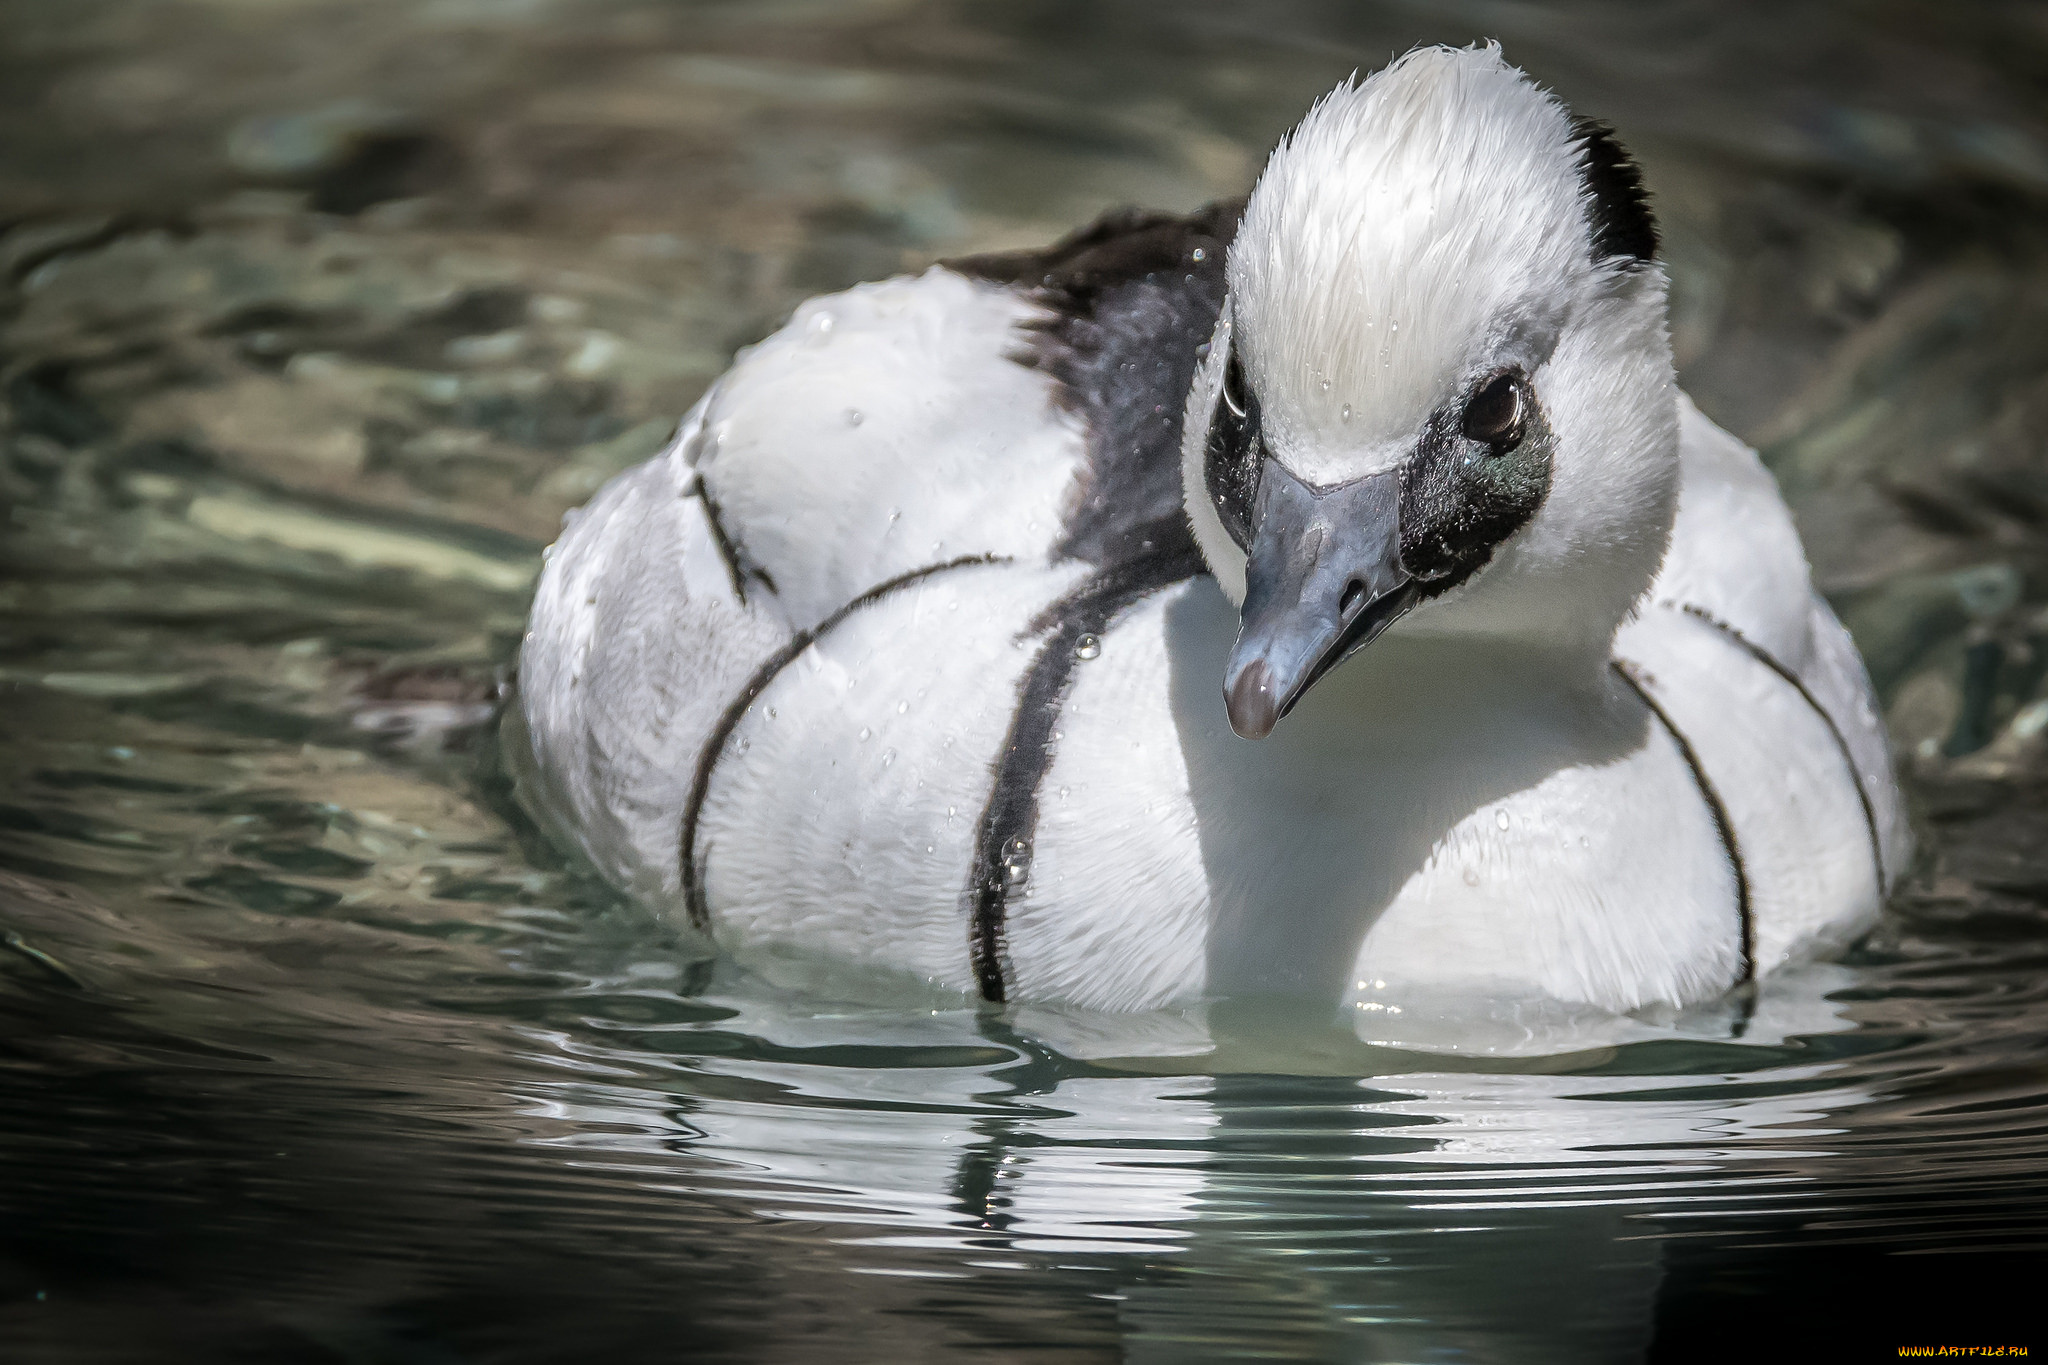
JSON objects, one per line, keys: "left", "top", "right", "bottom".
{"left": 1461, "top": 372, "right": 1526, "bottom": 450}
{"left": 1221, "top": 351, "right": 1250, "bottom": 420}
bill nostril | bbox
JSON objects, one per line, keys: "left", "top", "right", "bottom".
{"left": 1340, "top": 579, "right": 1366, "bottom": 618}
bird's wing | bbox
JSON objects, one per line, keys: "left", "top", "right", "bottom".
{"left": 688, "top": 267, "right": 1091, "bottom": 625}
{"left": 516, "top": 203, "right": 1245, "bottom": 963}
{"left": 693, "top": 199, "right": 1245, "bottom": 625}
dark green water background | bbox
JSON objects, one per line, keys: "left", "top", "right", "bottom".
{"left": 3, "top": 1, "right": 2048, "bottom": 1360}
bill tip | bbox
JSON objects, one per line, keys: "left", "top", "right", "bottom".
{"left": 1226, "top": 660, "right": 1279, "bottom": 739}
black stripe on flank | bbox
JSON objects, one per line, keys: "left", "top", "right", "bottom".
{"left": 1671, "top": 603, "right": 1891, "bottom": 897}
{"left": 694, "top": 483, "right": 748, "bottom": 603}
{"left": 679, "top": 554, "right": 1005, "bottom": 932}
{"left": 694, "top": 481, "right": 776, "bottom": 604}
{"left": 967, "top": 543, "right": 1205, "bottom": 1002}
{"left": 1612, "top": 658, "right": 1756, "bottom": 988}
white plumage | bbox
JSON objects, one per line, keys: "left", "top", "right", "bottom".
{"left": 1228, "top": 49, "right": 1604, "bottom": 473}
{"left": 510, "top": 43, "right": 1909, "bottom": 1044}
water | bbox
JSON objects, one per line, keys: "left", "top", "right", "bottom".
{"left": 5, "top": 1, "right": 2048, "bottom": 1359}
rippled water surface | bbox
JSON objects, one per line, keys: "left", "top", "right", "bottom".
{"left": 6, "top": 2, "right": 2048, "bottom": 1360}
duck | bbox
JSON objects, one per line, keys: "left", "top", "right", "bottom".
{"left": 507, "top": 43, "right": 1911, "bottom": 1037}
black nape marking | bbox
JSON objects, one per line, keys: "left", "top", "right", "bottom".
{"left": 966, "top": 542, "right": 1205, "bottom": 1002}
{"left": 944, "top": 200, "right": 1243, "bottom": 568}
{"left": 1569, "top": 116, "right": 1657, "bottom": 266}
{"left": 680, "top": 554, "right": 1005, "bottom": 933}
{"left": 1612, "top": 659, "right": 1756, "bottom": 987}
{"left": 1672, "top": 603, "right": 1890, "bottom": 897}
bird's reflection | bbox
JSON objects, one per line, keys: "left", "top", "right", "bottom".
{"left": 519, "top": 958, "right": 1874, "bottom": 1360}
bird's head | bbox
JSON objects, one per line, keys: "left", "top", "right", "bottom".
{"left": 1182, "top": 44, "right": 1681, "bottom": 739}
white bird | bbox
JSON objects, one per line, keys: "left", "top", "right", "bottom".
{"left": 508, "top": 44, "right": 1910, "bottom": 1040}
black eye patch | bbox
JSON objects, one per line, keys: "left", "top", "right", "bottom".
{"left": 1203, "top": 348, "right": 1263, "bottom": 551}
{"left": 1399, "top": 372, "right": 1553, "bottom": 594}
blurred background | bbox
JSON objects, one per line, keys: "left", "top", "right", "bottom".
{"left": 4, "top": 2, "right": 2048, "bottom": 1361}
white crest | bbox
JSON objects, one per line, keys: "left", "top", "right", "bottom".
{"left": 1227, "top": 43, "right": 1607, "bottom": 484}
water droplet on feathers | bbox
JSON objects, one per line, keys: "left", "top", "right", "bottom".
{"left": 1075, "top": 634, "right": 1101, "bottom": 660}
{"left": 1002, "top": 836, "right": 1032, "bottom": 886}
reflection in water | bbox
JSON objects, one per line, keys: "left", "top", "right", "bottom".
{"left": 511, "top": 966, "right": 1903, "bottom": 1362}
{"left": 5, "top": 0, "right": 2048, "bottom": 1358}
{"left": 4, "top": 818, "right": 2048, "bottom": 1357}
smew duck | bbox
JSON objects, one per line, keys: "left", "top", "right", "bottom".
{"left": 509, "top": 43, "right": 1910, "bottom": 1037}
